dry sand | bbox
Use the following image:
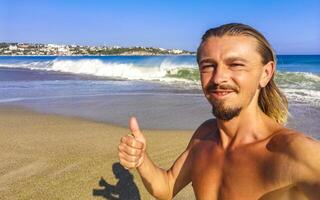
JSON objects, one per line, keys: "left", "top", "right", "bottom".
{"left": 0, "top": 106, "right": 195, "bottom": 200}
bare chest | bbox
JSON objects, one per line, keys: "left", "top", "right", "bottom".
{"left": 190, "top": 143, "right": 302, "bottom": 200}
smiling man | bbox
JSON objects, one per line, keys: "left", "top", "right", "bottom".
{"left": 118, "top": 23, "right": 320, "bottom": 199}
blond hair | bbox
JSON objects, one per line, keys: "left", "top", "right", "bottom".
{"left": 197, "top": 23, "right": 288, "bottom": 124}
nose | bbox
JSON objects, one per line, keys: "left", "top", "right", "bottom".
{"left": 210, "top": 64, "right": 228, "bottom": 85}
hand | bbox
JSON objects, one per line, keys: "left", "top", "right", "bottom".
{"left": 118, "top": 116, "right": 146, "bottom": 169}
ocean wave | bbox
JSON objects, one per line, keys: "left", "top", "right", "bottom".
{"left": 165, "top": 68, "right": 320, "bottom": 90}
{"left": 0, "top": 58, "right": 197, "bottom": 81}
{"left": 0, "top": 57, "right": 319, "bottom": 108}
{"left": 165, "top": 69, "right": 320, "bottom": 107}
{"left": 0, "top": 60, "right": 53, "bottom": 69}
{"left": 0, "top": 58, "right": 319, "bottom": 89}
{"left": 283, "top": 88, "right": 320, "bottom": 107}
{"left": 275, "top": 71, "right": 320, "bottom": 90}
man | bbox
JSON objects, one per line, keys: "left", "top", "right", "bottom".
{"left": 118, "top": 23, "right": 320, "bottom": 199}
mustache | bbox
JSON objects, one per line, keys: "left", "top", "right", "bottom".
{"left": 206, "top": 83, "right": 239, "bottom": 92}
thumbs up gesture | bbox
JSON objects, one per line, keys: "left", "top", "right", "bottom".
{"left": 118, "top": 116, "right": 146, "bottom": 169}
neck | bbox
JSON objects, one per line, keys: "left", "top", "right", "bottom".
{"left": 216, "top": 104, "right": 281, "bottom": 150}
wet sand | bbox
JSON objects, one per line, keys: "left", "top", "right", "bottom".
{"left": 0, "top": 106, "right": 195, "bottom": 200}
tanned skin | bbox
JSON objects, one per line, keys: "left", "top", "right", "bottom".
{"left": 118, "top": 35, "right": 320, "bottom": 199}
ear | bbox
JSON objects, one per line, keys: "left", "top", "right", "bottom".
{"left": 259, "top": 61, "right": 275, "bottom": 88}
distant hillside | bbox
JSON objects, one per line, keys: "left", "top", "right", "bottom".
{"left": 0, "top": 43, "right": 195, "bottom": 56}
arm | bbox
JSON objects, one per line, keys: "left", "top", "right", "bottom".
{"left": 118, "top": 117, "right": 195, "bottom": 199}
{"left": 119, "top": 117, "right": 216, "bottom": 199}
{"left": 136, "top": 142, "right": 193, "bottom": 200}
{"left": 289, "top": 134, "right": 320, "bottom": 199}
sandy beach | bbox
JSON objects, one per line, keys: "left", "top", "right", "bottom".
{"left": 0, "top": 56, "right": 319, "bottom": 200}
{"left": 0, "top": 106, "right": 195, "bottom": 200}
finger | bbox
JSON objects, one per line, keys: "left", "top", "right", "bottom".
{"left": 119, "top": 146, "right": 142, "bottom": 160}
{"left": 129, "top": 117, "right": 145, "bottom": 141}
{"left": 121, "top": 135, "right": 144, "bottom": 149}
{"left": 118, "top": 151, "right": 140, "bottom": 163}
{"left": 129, "top": 116, "right": 140, "bottom": 135}
{"left": 119, "top": 158, "right": 138, "bottom": 169}
{"left": 118, "top": 143, "right": 142, "bottom": 156}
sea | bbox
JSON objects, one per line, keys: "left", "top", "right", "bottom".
{"left": 0, "top": 55, "right": 319, "bottom": 138}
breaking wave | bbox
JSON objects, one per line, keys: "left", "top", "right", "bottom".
{"left": 0, "top": 57, "right": 319, "bottom": 107}
{"left": 0, "top": 57, "right": 319, "bottom": 85}
{"left": 0, "top": 57, "right": 197, "bottom": 82}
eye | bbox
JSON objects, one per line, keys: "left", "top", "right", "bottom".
{"left": 200, "top": 65, "right": 215, "bottom": 73}
{"left": 230, "top": 63, "right": 244, "bottom": 67}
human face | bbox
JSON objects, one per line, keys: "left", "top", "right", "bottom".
{"left": 198, "top": 35, "right": 265, "bottom": 120}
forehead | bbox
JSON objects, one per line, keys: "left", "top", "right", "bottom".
{"left": 198, "top": 35, "right": 262, "bottom": 62}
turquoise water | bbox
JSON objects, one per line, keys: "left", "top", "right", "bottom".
{"left": 0, "top": 55, "right": 319, "bottom": 135}
{"left": 0, "top": 55, "right": 319, "bottom": 104}
{"left": 0, "top": 55, "right": 319, "bottom": 83}
{"left": 0, "top": 55, "right": 319, "bottom": 75}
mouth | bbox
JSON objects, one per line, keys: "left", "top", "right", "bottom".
{"left": 209, "top": 90, "right": 235, "bottom": 99}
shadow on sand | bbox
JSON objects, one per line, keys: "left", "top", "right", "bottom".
{"left": 93, "top": 162, "right": 141, "bottom": 200}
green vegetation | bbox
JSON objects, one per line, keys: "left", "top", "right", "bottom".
{"left": 167, "top": 68, "right": 200, "bottom": 81}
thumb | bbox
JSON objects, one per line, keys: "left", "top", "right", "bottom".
{"left": 129, "top": 116, "right": 145, "bottom": 142}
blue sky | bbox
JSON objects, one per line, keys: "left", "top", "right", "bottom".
{"left": 0, "top": 0, "right": 319, "bottom": 54}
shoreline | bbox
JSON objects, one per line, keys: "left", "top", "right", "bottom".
{"left": 1, "top": 54, "right": 319, "bottom": 57}
{"left": 0, "top": 54, "right": 195, "bottom": 57}
{"left": 0, "top": 105, "right": 195, "bottom": 199}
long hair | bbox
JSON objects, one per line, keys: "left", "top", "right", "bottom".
{"left": 197, "top": 23, "right": 288, "bottom": 124}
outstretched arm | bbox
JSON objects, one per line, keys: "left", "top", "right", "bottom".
{"left": 290, "top": 134, "right": 320, "bottom": 199}
{"left": 136, "top": 146, "right": 192, "bottom": 200}
{"left": 118, "top": 117, "right": 194, "bottom": 200}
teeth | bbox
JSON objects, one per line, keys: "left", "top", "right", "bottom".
{"left": 215, "top": 91, "right": 230, "bottom": 95}
{"left": 209, "top": 90, "right": 233, "bottom": 96}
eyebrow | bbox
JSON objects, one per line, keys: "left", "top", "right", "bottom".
{"left": 199, "top": 56, "right": 248, "bottom": 65}
{"left": 198, "top": 58, "right": 217, "bottom": 65}
{"left": 224, "top": 56, "right": 248, "bottom": 63}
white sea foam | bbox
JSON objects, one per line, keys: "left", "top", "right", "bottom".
{"left": 0, "top": 58, "right": 202, "bottom": 85}
{"left": 283, "top": 88, "right": 320, "bottom": 107}
{"left": 0, "top": 98, "right": 25, "bottom": 103}
{"left": 0, "top": 61, "right": 52, "bottom": 69}
{"left": 3, "top": 59, "right": 318, "bottom": 81}
{"left": 1, "top": 57, "right": 319, "bottom": 91}
{"left": 1, "top": 59, "right": 176, "bottom": 80}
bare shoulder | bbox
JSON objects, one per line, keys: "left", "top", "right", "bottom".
{"left": 186, "top": 118, "right": 217, "bottom": 149}
{"left": 267, "top": 128, "right": 320, "bottom": 182}
{"left": 267, "top": 128, "right": 320, "bottom": 159}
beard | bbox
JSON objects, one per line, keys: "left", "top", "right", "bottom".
{"left": 211, "top": 100, "right": 242, "bottom": 121}
{"left": 205, "top": 83, "right": 242, "bottom": 121}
